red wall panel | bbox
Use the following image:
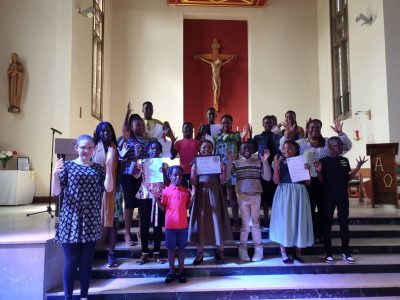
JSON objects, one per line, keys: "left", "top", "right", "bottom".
{"left": 183, "top": 19, "right": 248, "bottom": 133}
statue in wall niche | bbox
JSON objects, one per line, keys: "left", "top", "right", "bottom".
{"left": 194, "top": 38, "right": 237, "bottom": 112}
{"left": 8, "top": 53, "right": 25, "bottom": 113}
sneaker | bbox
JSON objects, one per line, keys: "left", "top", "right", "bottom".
{"left": 177, "top": 272, "right": 187, "bottom": 283}
{"left": 252, "top": 246, "right": 264, "bottom": 262}
{"left": 325, "top": 256, "right": 334, "bottom": 264}
{"left": 165, "top": 272, "right": 176, "bottom": 284}
{"left": 342, "top": 254, "right": 355, "bottom": 264}
{"left": 136, "top": 253, "right": 149, "bottom": 265}
{"left": 238, "top": 246, "right": 251, "bottom": 262}
{"left": 107, "top": 252, "right": 118, "bottom": 268}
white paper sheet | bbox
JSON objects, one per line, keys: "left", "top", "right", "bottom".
{"left": 142, "top": 158, "right": 164, "bottom": 184}
{"left": 286, "top": 155, "right": 310, "bottom": 183}
{"left": 210, "top": 124, "right": 222, "bottom": 138}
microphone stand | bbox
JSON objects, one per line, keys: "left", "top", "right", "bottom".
{"left": 27, "top": 128, "right": 62, "bottom": 218}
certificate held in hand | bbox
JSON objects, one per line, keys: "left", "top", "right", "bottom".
{"left": 142, "top": 158, "right": 164, "bottom": 184}
{"left": 195, "top": 155, "right": 221, "bottom": 175}
{"left": 286, "top": 155, "right": 310, "bottom": 183}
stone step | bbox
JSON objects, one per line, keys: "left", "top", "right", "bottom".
{"left": 123, "top": 216, "right": 400, "bottom": 228}
{"left": 116, "top": 224, "right": 400, "bottom": 242}
{"left": 93, "top": 238, "right": 400, "bottom": 259}
{"left": 46, "top": 273, "right": 400, "bottom": 299}
{"left": 89, "top": 254, "right": 400, "bottom": 279}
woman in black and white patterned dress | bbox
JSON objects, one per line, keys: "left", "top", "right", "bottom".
{"left": 52, "top": 134, "right": 114, "bottom": 300}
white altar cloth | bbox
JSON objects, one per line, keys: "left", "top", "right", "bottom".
{"left": 0, "top": 170, "right": 35, "bottom": 205}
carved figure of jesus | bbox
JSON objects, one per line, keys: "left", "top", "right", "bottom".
{"left": 8, "top": 53, "right": 25, "bottom": 113}
{"left": 194, "top": 39, "right": 236, "bottom": 111}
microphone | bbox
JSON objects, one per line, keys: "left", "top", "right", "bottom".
{"left": 51, "top": 127, "right": 62, "bottom": 135}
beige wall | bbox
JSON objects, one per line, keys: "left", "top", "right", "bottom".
{"left": 2, "top": 0, "right": 396, "bottom": 197}
{"left": 383, "top": 0, "right": 400, "bottom": 154}
{"left": 0, "top": 0, "right": 72, "bottom": 196}
{"left": 109, "top": 0, "right": 320, "bottom": 138}
{"left": 317, "top": 0, "right": 392, "bottom": 165}
{"left": 0, "top": 0, "right": 111, "bottom": 196}
{"left": 70, "top": 0, "right": 113, "bottom": 137}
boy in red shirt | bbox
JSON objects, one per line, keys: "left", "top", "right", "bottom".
{"left": 171, "top": 122, "right": 201, "bottom": 187}
{"left": 157, "top": 166, "right": 195, "bottom": 283}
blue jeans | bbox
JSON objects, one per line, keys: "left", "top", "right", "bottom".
{"left": 61, "top": 242, "right": 97, "bottom": 299}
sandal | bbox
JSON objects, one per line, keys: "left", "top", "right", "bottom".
{"left": 124, "top": 234, "right": 134, "bottom": 246}
{"left": 214, "top": 250, "right": 225, "bottom": 264}
{"left": 280, "top": 251, "right": 293, "bottom": 264}
{"left": 153, "top": 253, "right": 166, "bottom": 264}
{"left": 193, "top": 252, "right": 204, "bottom": 265}
{"left": 136, "top": 253, "right": 148, "bottom": 265}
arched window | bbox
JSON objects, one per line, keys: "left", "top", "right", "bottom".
{"left": 330, "top": 0, "right": 351, "bottom": 120}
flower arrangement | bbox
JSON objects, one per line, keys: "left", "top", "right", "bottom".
{"left": 0, "top": 150, "right": 17, "bottom": 168}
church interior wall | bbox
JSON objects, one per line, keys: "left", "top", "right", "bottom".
{"left": 70, "top": 0, "right": 102, "bottom": 138}
{"left": 109, "top": 0, "right": 320, "bottom": 139}
{"left": 383, "top": 0, "right": 400, "bottom": 156}
{"left": 317, "top": 0, "right": 394, "bottom": 165}
{"left": 1, "top": 0, "right": 397, "bottom": 197}
{"left": 0, "top": 0, "right": 73, "bottom": 196}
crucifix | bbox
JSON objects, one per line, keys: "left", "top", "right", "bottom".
{"left": 194, "top": 38, "right": 237, "bottom": 111}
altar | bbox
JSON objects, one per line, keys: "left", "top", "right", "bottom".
{"left": 0, "top": 170, "right": 35, "bottom": 205}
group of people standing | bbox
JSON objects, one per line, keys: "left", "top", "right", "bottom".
{"left": 52, "top": 102, "right": 367, "bottom": 299}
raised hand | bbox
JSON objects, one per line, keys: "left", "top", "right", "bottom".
{"left": 282, "top": 121, "right": 294, "bottom": 138}
{"left": 160, "top": 162, "right": 169, "bottom": 174}
{"left": 228, "top": 153, "right": 236, "bottom": 162}
{"left": 240, "top": 126, "right": 248, "bottom": 140}
{"left": 105, "top": 147, "right": 115, "bottom": 169}
{"left": 356, "top": 156, "right": 368, "bottom": 168}
{"left": 330, "top": 118, "right": 343, "bottom": 134}
{"left": 313, "top": 161, "right": 322, "bottom": 172}
{"left": 53, "top": 158, "right": 64, "bottom": 176}
{"left": 170, "top": 131, "right": 178, "bottom": 143}
{"left": 247, "top": 124, "right": 253, "bottom": 139}
{"left": 163, "top": 121, "right": 172, "bottom": 137}
{"left": 118, "top": 142, "right": 128, "bottom": 159}
{"left": 261, "top": 149, "right": 270, "bottom": 163}
{"left": 127, "top": 102, "right": 132, "bottom": 114}
{"left": 273, "top": 154, "right": 282, "bottom": 167}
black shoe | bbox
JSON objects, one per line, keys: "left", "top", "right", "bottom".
{"left": 293, "top": 255, "right": 304, "bottom": 263}
{"left": 178, "top": 272, "right": 186, "bottom": 283}
{"left": 282, "top": 257, "right": 294, "bottom": 264}
{"left": 165, "top": 273, "right": 176, "bottom": 284}
{"left": 280, "top": 251, "right": 293, "bottom": 264}
{"left": 193, "top": 253, "right": 204, "bottom": 265}
{"left": 214, "top": 251, "right": 225, "bottom": 264}
{"left": 107, "top": 252, "right": 118, "bottom": 268}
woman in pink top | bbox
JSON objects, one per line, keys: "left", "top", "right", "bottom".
{"left": 171, "top": 122, "right": 201, "bottom": 187}
{"left": 156, "top": 166, "right": 195, "bottom": 284}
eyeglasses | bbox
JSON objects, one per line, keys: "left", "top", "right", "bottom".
{"left": 78, "top": 146, "right": 94, "bottom": 151}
